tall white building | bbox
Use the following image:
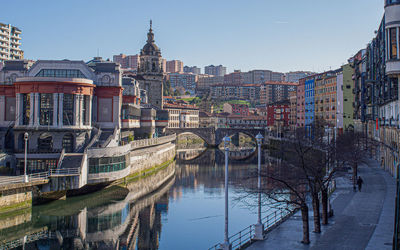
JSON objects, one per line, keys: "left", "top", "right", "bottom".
{"left": 0, "top": 23, "right": 23, "bottom": 63}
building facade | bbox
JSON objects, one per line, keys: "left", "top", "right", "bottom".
{"left": 164, "top": 103, "right": 199, "bottom": 128}
{"left": 342, "top": 64, "right": 354, "bottom": 129}
{"left": 296, "top": 78, "right": 306, "bottom": 127}
{"left": 267, "top": 101, "right": 290, "bottom": 128}
{"left": 183, "top": 66, "right": 201, "bottom": 75}
{"left": 0, "top": 23, "right": 23, "bottom": 63}
{"left": 260, "top": 81, "right": 298, "bottom": 105}
{"left": 204, "top": 65, "right": 226, "bottom": 76}
{"left": 113, "top": 54, "right": 140, "bottom": 71}
{"left": 304, "top": 78, "right": 315, "bottom": 126}
{"left": 166, "top": 60, "right": 183, "bottom": 73}
{"left": 167, "top": 72, "right": 197, "bottom": 93}
{"left": 223, "top": 103, "right": 249, "bottom": 116}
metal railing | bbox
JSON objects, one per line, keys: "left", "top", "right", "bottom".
{"left": 0, "top": 168, "right": 81, "bottom": 186}
{"left": 0, "top": 172, "right": 49, "bottom": 186}
{"left": 49, "top": 168, "right": 80, "bottom": 176}
{"left": 208, "top": 207, "right": 295, "bottom": 250}
{"left": 130, "top": 134, "right": 176, "bottom": 149}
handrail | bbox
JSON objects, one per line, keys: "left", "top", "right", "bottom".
{"left": 0, "top": 171, "right": 49, "bottom": 186}
{"left": 49, "top": 168, "right": 80, "bottom": 176}
{"left": 208, "top": 207, "right": 295, "bottom": 250}
{"left": 130, "top": 134, "right": 176, "bottom": 150}
{"left": 0, "top": 167, "right": 81, "bottom": 186}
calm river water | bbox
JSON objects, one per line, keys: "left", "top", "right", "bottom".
{"left": 0, "top": 148, "right": 274, "bottom": 250}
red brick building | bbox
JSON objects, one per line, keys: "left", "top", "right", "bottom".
{"left": 267, "top": 101, "right": 290, "bottom": 127}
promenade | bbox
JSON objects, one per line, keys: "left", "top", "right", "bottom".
{"left": 248, "top": 159, "right": 396, "bottom": 250}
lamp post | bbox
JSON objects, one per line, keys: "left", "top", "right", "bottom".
{"left": 254, "top": 133, "right": 264, "bottom": 240}
{"left": 24, "top": 132, "right": 29, "bottom": 183}
{"left": 221, "top": 136, "right": 231, "bottom": 250}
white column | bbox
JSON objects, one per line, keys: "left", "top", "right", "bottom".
{"left": 53, "top": 93, "right": 58, "bottom": 127}
{"left": 79, "top": 94, "right": 84, "bottom": 127}
{"left": 73, "top": 95, "right": 77, "bottom": 126}
{"left": 15, "top": 94, "right": 21, "bottom": 125}
{"left": 58, "top": 93, "right": 63, "bottom": 127}
{"left": 397, "top": 27, "right": 399, "bottom": 60}
{"left": 34, "top": 93, "right": 39, "bottom": 126}
{"left": 88, "top": 95, "right": 92, "bottom": 127}
{"left": 29, "top": 93, "right": 34, "bottom": 126}
{"left": 113, "top": 95, "right": 121, "bottom": 127}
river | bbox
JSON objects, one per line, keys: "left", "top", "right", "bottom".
{"left": 0, "top": 148, "right": 276, "bottom": 250}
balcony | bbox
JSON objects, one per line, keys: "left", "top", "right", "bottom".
{"left": 386, "top": 60, "right": 400, "bottom": 75}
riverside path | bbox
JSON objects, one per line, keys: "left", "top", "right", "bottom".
{"left": 247, "top": 158, "right": 395, "bottom": 250}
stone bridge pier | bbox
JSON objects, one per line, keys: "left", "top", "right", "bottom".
{"left": 165, "top": 127, "right": 268, "bottom": 147}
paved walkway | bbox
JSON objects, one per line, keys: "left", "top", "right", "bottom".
{"left": 248, "top": 159, "right": 395, "bottom": 250}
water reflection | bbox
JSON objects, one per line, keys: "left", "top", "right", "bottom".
{"left": 0, "top": 149, "right": 275, "bottom": 250}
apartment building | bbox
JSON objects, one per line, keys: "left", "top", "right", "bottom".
{"left": 0, "top": 23, "right": 23, "bottom": 63}
{"left": 260, "top": 81, "right": 298, "bottom": 105}
{"left": 113, "top": 54, "right": 140, "bottom": 71}
{"left": 166, "top": 60, "right": 183, "bottom": 73}
{"left": 204, "top": 65, "right": 226, "bottom": 76}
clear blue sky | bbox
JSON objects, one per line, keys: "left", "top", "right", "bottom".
{"left": 3, "top": 0, "right": 384, "bottom": 73}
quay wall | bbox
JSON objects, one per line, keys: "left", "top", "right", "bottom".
{"left": 0, "top": 191, "right": 32, "bottom": 215}
{"left": 87, "top": 141, "right": 175, "bottom": 184}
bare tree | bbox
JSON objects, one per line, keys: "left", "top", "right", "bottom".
{"left": 260, "top": 159, "right": 312, "bottom": 244}
{"left": 335, "top": 130, "right": 369, "bottom": 191}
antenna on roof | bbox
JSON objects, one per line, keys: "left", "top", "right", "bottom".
{"left": 97, "top": 48, "right": 99, "bottom": 57}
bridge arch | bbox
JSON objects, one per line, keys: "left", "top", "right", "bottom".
{"left": 165, "top": 127, "right": 216, "bottom": 146}
{"left": 176, "top": 132, "right": 209, "bottom": 146}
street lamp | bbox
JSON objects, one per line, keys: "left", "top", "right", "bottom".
{"left": 24, "top": 132, "right": 29, "bottom": 183}
{"left": 221, "top": 136, "right": 232, "bottom": 250}
{"left": 254, "top": 133, "right": 264, "bottom": 240}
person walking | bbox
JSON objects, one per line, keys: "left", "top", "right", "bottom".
{"left": 357, "top": 176, "right": 364, "bottom": 192}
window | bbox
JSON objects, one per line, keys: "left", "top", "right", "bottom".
{"left": 36, "top": 69, "right": 86, "bottom": 78}
{"left": 5, "top": 96, "right": 16, "bottom": 121}
{"left": 17, "top": 159, "right": 57, "bottom": 174}
{"left": 62, "top": 133, "right": 74, "bottom": 153}
{"left": 39, "top": 94, "right": 53, "bottom": 125}
{"left": 22, "top": 94, "right": 30, "bottom": 125}
{"left": 389, "top": 28, "right": 398, "bottom": 60}
{"left": 98, "top": 98, "right": 112, "bottom": 122}
{"left": 63, "top": 94, "right": 74, "bottom": 125}
{"left": 88, "top": 155, "right": 127, "bottom": 174}
{"left": 38, "top": 133, "right": 53, "bottom": 152}
{"left": 82, "top": 95, "right": 90, "bottom": 125}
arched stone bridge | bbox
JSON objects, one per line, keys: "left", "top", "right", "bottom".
{"left": 165, "top": 127, "right": 268, "bottom": 147}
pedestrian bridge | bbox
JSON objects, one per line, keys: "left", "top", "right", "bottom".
{"left": 165, "top": 127, "right": 268, "bottom": 147}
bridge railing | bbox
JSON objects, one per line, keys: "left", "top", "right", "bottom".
{"left": 208, "top": 207, "right": 295, "bottom": 250}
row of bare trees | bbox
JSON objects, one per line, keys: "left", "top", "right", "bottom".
{"left": 242, "top": 119, "right": 371, "bottom": 244}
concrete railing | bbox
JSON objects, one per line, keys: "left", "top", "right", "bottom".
{"left": 130, "top": 134, "right": 176, "bottom": 150}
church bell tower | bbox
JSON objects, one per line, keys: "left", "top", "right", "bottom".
{"left": 137, "top": 20, "right": 164, "bottom": 109}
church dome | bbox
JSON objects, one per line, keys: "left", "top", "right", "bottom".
{"left": 141, "top": 20, "right": 161, "bottom": 56}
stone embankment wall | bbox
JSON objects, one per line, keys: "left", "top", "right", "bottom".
{"left": 130, "top": 142, "right": 176, "bottom": 174}
{"left": 0, "top": 191, "right": 32, "bottom": 216}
